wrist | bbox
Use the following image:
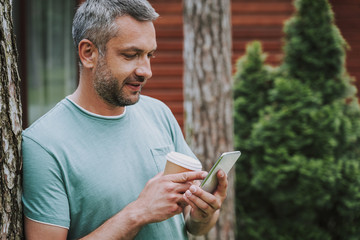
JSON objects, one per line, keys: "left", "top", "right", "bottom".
{"left": 185, "top": 206, "right": 211, "bottom": 225}
{"left": 185, "top": 209, "right": 220, "bottom": 236}
{"left": 187, "top": 213, "right": 212, "bottom": 226}
{"left": 119, "top": 200, "right": 149, "bottom": 229}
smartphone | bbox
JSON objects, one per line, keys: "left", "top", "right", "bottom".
{"left": 200, "top": 151, "right": 241, "bottom": 193}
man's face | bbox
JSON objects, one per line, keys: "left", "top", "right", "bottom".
{"left": 93, "top": 15, "right": 157, "bottom": 107}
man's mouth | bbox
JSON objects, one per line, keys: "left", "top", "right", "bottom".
{"left": 125, "top": 82, "right": 142, "bottom": 92}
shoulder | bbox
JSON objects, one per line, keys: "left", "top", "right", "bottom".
{"left": 132, "top": 95, "right": 173, "bottom": 117}
{"left": 22, "top": 99, "right": 75, "bottom": 144}
{"left": 130, "top": 95, "right": 180, "bottom": 130}
{"left": 137, "top": 95, "right": 170, "bottom": 109}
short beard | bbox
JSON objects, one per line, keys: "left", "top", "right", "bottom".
{"left": 93, "top": 57, "right": 142, "bottom": 107}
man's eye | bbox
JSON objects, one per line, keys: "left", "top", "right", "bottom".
{"left": 122, "top": 53, "right": 137, "bottom": 59}
{"left": 148, "top": 53, "right": 156, "bottom": 59}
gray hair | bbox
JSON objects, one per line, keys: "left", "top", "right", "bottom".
{"left": 72, "top": 0, "right": 159, "bottom": 58}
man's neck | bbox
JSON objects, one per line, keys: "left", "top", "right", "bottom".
{"left": 69, "top": 75, "right": 125, "bottom": 116}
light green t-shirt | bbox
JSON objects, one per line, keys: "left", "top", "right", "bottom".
{"left": 22, "top": 96, "right": 197, "bottom": 240}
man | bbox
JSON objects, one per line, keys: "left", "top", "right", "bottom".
{"left": 22, "top": 0, "right": 229, "bottom": 239}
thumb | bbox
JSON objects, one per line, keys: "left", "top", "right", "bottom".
{"left": 214, "top": 170, "right": 228, "bottom": 197}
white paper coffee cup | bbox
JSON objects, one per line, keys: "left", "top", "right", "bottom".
{"left": 164, "top": 151, "right": 202, "bottom": 175}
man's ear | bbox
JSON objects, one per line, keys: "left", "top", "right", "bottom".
{"left": 78, "top": 39, "right": 98, "bottom": 69}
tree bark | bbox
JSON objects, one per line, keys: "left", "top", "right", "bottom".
{"left": 183, "top": 0, "right": 234, "bottom": 239}
{"left": 0, "top": 0, "right": 23, "bottom": 239}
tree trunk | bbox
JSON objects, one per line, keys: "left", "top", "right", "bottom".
{"left": 183, "top": 0, "right": 234, "bottom": 239}
{"left": 0, "top": 0, "right": 23, "bottom": 239}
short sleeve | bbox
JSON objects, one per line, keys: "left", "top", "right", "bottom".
{"left": 163, "top": 105, "right": 197, "bottom": 159}
{"left": 22, "top": 136, "right": 70, "bottom": 228}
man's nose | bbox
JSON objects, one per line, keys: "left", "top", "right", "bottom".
{"left": 135, "top": 57, "right": 152, "bottom": 80}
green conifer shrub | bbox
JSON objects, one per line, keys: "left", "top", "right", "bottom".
{"left": 234, "top": 0, "right": 360, "bottom": 239}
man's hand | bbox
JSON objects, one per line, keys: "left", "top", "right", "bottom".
{"left": 135, "top": 171, "right": 208, "bottom": 224}
{"left": 183, "top": 169, "right": 228, "bottom": 235}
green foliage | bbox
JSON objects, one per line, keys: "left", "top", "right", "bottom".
{"left": 233, "top": 0, "right": 360, "bottom": 239}
{"left": 282, "top": 0, "right": 351, "bottom": 102}
{"left": 233, "top": 41, "right": 275, "bottom": 151}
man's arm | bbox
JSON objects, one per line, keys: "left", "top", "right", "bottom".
{"left": 25, "top": 171, "right": 207, "bottom": 240}
{"left": 25, "top": 199, "right": 149, "bottom": 240}
{"left": 183, "top": 169, "right": 228, "bottom": 235}
{"left": 79, "top": 199, "right": 153, "bottom": 240}
{"left": 25, "top": 218, "right": 68, "bottom": 240}
{"left": 25, "top": 197, "right": 149, "bottom": 240}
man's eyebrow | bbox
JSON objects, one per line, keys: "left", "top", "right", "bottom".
{"left": 119, "top": 46, "right": 157, "bottom": 53}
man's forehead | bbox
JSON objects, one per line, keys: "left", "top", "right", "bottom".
{"left": 113, "top": 15, "right": 156, "bottom": 33}
{"left": 108, "top": 16, "right": 156, "bottom": 47}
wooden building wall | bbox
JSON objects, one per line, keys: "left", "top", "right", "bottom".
{"left": 144, "top": 0, "right": 360, "bottom": 129}
{"left": 330, "top": 0, "right": 360, "bottom": 97}
{"left": 143, "top": 0, "right": 185, "bottom": 128}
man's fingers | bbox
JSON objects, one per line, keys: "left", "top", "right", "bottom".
{"left": 185, "top": 187, "right": 211, "bottom": 211}
{"left": 185, "top": 185, "right": 221, "bottom": 210}
{"left": 167, "top": 171, "right": 208, "bottom": 183}
{"left": 215, "top": 170, "right": 228, "bottom": 198}
{"left": 171, "top": 182, "right": 192, "bottom": 194}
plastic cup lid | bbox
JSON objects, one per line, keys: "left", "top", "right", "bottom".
{"left": 166, "top": 151, "right": 202, "bottom": 171}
